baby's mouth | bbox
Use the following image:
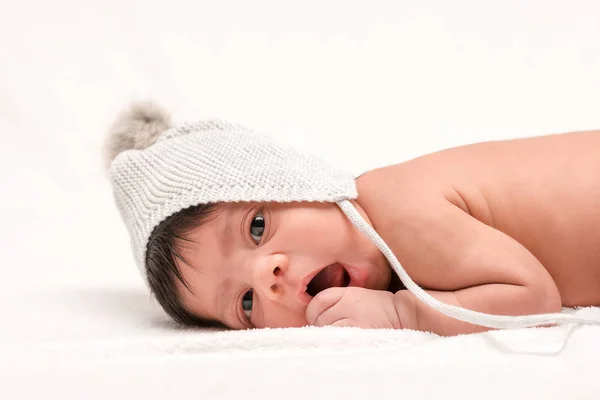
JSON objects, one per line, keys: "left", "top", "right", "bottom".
{"left": 306, "top": 263, "right": 350, "bottom": 297}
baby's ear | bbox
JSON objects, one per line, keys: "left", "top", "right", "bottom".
{"left": 104, "top": 101, "right": 172, "bottom": 169}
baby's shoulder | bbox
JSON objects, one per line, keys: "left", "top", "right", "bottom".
{"left": 357, "top": 153, "right": 469, "bottom": 202}
{"left": 356, "top": 153, "right": 493, "bottom": 227}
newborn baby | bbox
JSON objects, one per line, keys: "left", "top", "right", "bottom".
{"left": 106, "top": 103, "right": 600, "bottom": 336}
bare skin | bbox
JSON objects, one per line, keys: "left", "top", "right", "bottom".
{"left": 177, "top": 130, "right": 600, "bottom": 335}
{"left": 338, "top": 130, "right": 600, "bottom": 335}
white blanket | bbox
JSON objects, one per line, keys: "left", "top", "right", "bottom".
{"left": 1, "top": 294, "right": 599, "bottom": 398}
{"left": 1, "top": 1, "right": 600, "bottom": 399}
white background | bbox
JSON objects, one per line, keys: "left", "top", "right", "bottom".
{"left": 1, "top": 1, "right": 599, "bottom": 399}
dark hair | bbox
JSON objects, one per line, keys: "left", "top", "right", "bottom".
{"left": 145, "top": 203, "right": 223, "bottom": 327}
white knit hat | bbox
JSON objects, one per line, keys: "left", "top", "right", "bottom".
{"left": 106, "top": 102, "right": 599, "bottom": 331}
{"left": 108, "top": 115, "right": 357, "bottom": 272}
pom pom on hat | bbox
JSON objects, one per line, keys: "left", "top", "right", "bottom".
{"left": 104, "top": 101, "right": 172, "bottom": 168}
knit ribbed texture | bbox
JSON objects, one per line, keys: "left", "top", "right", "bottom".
{"left": 109, "top": 120, "right": 357, "bottom": 275}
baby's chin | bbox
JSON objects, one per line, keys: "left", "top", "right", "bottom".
{"left": 373, "top": 260, "right": 393, "bottom": 291}
{"left": 352, "top": 258, "right": 392, "bottom": 292}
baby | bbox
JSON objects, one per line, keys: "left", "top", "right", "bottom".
{"left": 106, "top": 102, "right": 600, "bottom": 336}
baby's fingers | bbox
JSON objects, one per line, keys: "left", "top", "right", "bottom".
{"left": 305, "top": 287, "right": 347, "bottom": 326}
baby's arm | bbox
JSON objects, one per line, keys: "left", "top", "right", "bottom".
{"left": 388, "top": 198, "right": 561, "bottom": 336}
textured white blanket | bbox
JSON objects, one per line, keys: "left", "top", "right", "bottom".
{"left": 1, "top": 1, "right": 600, "bottom": 399}
{"left": 1, "top": 293, "right": 599, "bottom": 399}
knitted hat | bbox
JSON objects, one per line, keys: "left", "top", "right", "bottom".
{"left": 106, "top": 105, "right": 357, "bottom": 272}
{"left": 106, "top": 102, "right": 599, "bottom": 331}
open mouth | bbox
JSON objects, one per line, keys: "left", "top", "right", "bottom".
{"left": 306, "top": 262, "right": 351, "bottom": 297}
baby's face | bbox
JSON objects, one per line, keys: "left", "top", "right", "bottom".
{"left": 175, "top": 201, "right": 391, "bottom": 329}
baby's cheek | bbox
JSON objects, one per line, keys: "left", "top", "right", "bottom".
{"left": 257, "top": 303, "right": 308, "bottom": 328}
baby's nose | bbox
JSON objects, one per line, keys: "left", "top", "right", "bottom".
{"left": 254, "top": 254, "right": 294, "bottom": 302}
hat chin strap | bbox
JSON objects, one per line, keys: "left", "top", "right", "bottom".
{"left": 336, "top": 199, "right": 600, "bottom": 329}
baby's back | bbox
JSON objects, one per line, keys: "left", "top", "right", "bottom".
{"left": 364, "top": 131, "right": 600, "bottom": 306}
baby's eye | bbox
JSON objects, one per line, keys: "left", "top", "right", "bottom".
{"left": 250, "top": 212, "right": 265, "bottom": 244}
{"left": 242, "top": 289, "right": 253, "bottom": 320}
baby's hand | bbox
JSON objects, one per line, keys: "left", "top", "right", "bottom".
{"left": 305, "top": 287, "right": 402, "bottom": 329}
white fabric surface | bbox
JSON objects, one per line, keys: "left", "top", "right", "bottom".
{"left": 1, "top": 1, "right": 600, "bottom": 399}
